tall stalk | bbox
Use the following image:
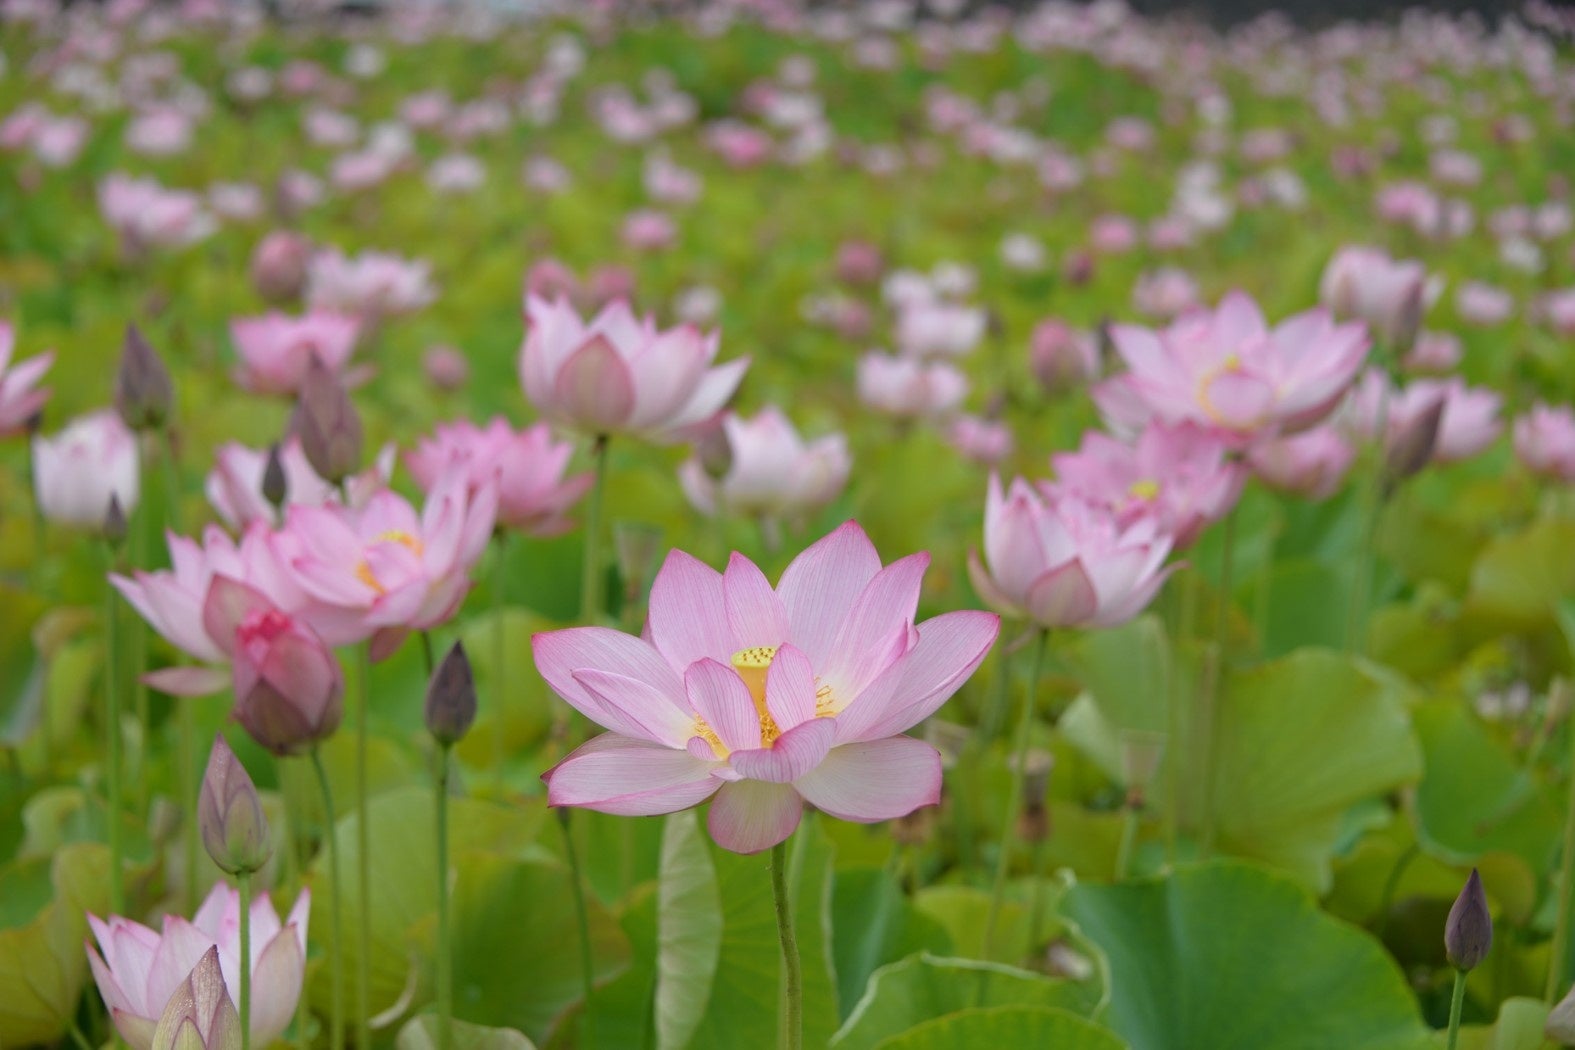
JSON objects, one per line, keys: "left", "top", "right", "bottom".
{"left": 558, "top": 809, "right": 597, "bottom": 1046}
{"left": 309, "top": 748, "right": 344, "bottom": 1050}
{"left": 1546, "top": 717, "right": 1575, "bottom": 1003}
{"left": 239, "top": 871, "right": 253, "bottom": 1050}
{"left": 491, "top": 532, "right": 509, "bottom": 792}
{"left": 354, "top": 642, "right": 372, "bottom": 1050}
{"left": 103, "top": 569, "right": 125, "bottom": 916}
{"left": 1446, "top": 969, "right": 1466, "bottom": 1050}
{"left": 579, "top": 435, "right": 610, "bottom": 624}
{"left": 770, "top": 838, "right": 802, "bottom": 1050}
{"left": 1197, "top": 509, "right": 1237, "bottom": 858}
{"left": 983, "top": 628, "right": 1050, "bottom": 962}
{"left": 434, "top": 743, "right": 453, "bottom": 1050}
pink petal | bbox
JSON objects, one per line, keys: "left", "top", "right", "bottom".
{"left": 821, "top": 552, "right": 929, "bottom": 698}
{"left": 662, "top": 357, "right": 751, "bottom": 434}
{"left": 573, "top": 668, "right": 698, "bottom": 748}
{"left": 705, "top": 779, "right": 802, "bottom": 854}
{"left": 1024, "top": 558, "right": 1099, "bottom": 628}
{"left": 776, "top": 521, "right": 882, "bottom": 666}
{"left": 835, "top": 610, "right": 1000, "bottom": 743}
{"left": 684, "top": 659, "right": 761, "bottom": 753}
{"left": 553, "top": 335, "right": 635, "bottom": 432}
{"left": 247, "top": 926, "right": 304, "bottom": 1045}
{"left": 793, "top": 737, "right": 942, "bottom": 822}
{"left": 966, "top": 548, "right": 1024, "bottom": 618}
{"left": 764, "top": 643, "right": 818, "bottom": 730}
{"left": 722, "top": 552, "right": 789, "bottom": 648}
{"left": 532, "top": 627, "right": 683, "bottom": 727}
{"left": 143, "top": 666, "right": 229, "bottom": 697}
{"left": 544, "top": 733, "right": 721, "bottom": 815}
{"left": 1200, "top": 370, "right": 1275, "bottom": 431}
{"left": 727, "top": 718, "right": 835, "bottom": 783}
{"left": 647, "top": 549, "right": 735, "bottom": 672}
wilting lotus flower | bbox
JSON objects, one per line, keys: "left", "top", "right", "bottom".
{"left": 519, "top": 296, "right": 749, "bottom": 441}
{"left": 535, "top": 522, "right": 999, "bottom": 853}
{"left": 87, "top": 883, "right": 309, "bottom": 1050}
{"left": 1108, "top": 290, "right": 1368, "bottom": 445}
{"left": 0, "top": 320, "right": 53, "bottom": 435}
{"left": 148, "top": 947, "right": 239, "bottom": 1050}
{"left": 856, "top": 352, "right": 968, "bottom": 421}
{"left": 275, "top": 476, "right": 497, "bottom": 652}
{"left": 969, "top": 475, "right": 1175, "bottom": 629}
{"left": 306, "top": 249, "right": 436, "bottom": 317}
{"left": 405, "top": 418, "right": 592, "bottom": 536}
{"left": 205, "top": 438, "right": 392, "bottom": 529}
{"left": 1246, "top": 426, "right": 1356, "bottom": 500}
{"left": 98, "top": 175, "right": 216, "bottom": 253}
{"left": 1319, "top": 246, "right": 1433, "bottom": 352}
{"left": 1342, "top": 371, "right": 1502, "bottom": 465}
{"left": 230, "top": 312, "right": 361, "bottom": 396}
{"left": 1514, "top": 403, "right": 1575, "bottom": 483}
{"left": 1048, "top": 423, "right": 1244, "bottom": 549}
{"left": 113, "top": 523, "right": 307, "bottom": 696}
{"left": 33, "top": 410, "right": 139, "bottom": 530}
{"left": 677, "top": 408, "right": 850, "bottom": 521}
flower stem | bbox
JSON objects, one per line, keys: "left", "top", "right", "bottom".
{"left": 1197, "top": 508, "right": 1237, "bottom": 858}
{"left": 239, "top": 871, "right": 252, "bottom": 1050}
{"left": 983, "top": 627, "right": 1050, "bottom": 963}
{"left": 355, "top": 642, "right": 372, "bottom": 1050}
{"left": 579, "top": 434, "right": 610, "bottom": 624}
{"left": 103, "top": 569, "right": 125, "bottom": 916}
{"left": 1115, "top": 805, "right": 1140, "bottom": 881}
{"left": 491, "top": 532, "right": 509, "bottom": 793}
{"left": 180, "top": 699, "right": 198, "bottom": 913}
{"left": 435, "top": 743, "right": 453, "bottom": 1050}
{"left": 557, "top": 809, "right": 596, "bottom": 1046}
{"left": 309, "top": 748, "right": 344, "bottom": 1050}
{"left": 1446, "top": 968, "right": 1466, "bottom": 1050}
{"left": 1546, "top": 715, "right": 1575, "bottom": 1003}
{"left": 770, "top": 838, "right": 802, "bottom": 1050}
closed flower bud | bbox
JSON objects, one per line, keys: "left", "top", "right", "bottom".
{"left": 151, "top": 946, "right": 241, "bottom": 1050}
{"left": 292, "top": 356, "right": 362, "bottom": 485}
{"left": 198, "top": 734, "right": 271, "bottom": 875}
{"left": 249, "top": 231, "right": 312, "bottom": 303}
{"left": 115, "top": 324, "right": 175, "bottom": 432}
{"left": 424, "top": 641, "right": 477, "bottom": 746}
{"left": 1382, "top": 395, "right": 1446, "bottom": 495}
{"left": 104, "top": 493, "right": 129, "bottom": 549}
{"left": 1444, "top": 868, "right": 1492, "bottom": 972}
{"left": 261, "top": 442, "right": 288, "bottom": 511}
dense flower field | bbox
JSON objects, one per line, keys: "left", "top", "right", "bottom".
{"left": 5, "top": 0, "right": 1575, "bottom": 1047}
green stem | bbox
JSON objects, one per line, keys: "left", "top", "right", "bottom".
{"left": 355, "top": 643, "right": 371, "bottom": 1050}
{"left": 983, "top": 628, "right": 1050, "bottom": 963}
{"left": 420, "top": 630, "right": 435, "bottom": 678}
{"left": 1374, "top": 843, "right": 1418, "bottom": 940}
{"left": 770, "top": 839, "right": 802, "bottom": 1050}
{"left": 239, "top": 871, "right": 252, "bottom": 1050}
{"left": 1197, "top": 509, "right": 1238, "bottom": 858}
{"left": 491, "top": 532, "right": 509, "bottom": 793}
{"left": 1115, "top": 804, "right": 1140, "bottom": 881}
{"left": 579, "top": 434, "right": 610, "bottom": 624}
{"left": 1347, "top": 386, "right": 1391, "bottom": 655}
{"left": 180, "top": 699, "right": 198, "bottom": 914}
{"left": 558, "top": 809, "right": 596, "bottom": 1046}
{"left": 104, "top": 570, "right": 125, "bottom": 916}
{"left": 1446, "top": 968, "right": 1466, "bottom": 1050}
{"left": 309, "top": 749, "right": 344, "bottom": 1050}
{"left": 1546, "top": 717, "right": 1575, "bottom": 1003}
{"left": 435, "top": 743, "right": 453, "bottom": 1050}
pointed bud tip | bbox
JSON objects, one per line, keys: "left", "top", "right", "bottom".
{"left": 425, "top": 640, "right": 477, "bottom": 746}
{"left": 1444, "top": 867, "right": 1492, "bottom": 972}
{"left": 104, "top": 494, "right": 129, "bottom": 548}
{"left": 198, "top": 733, "right": 271, "bottom": 875}
{"left": 115, "top": 323, "right": 175, "bottom": 431}
{"left": 261, "top": 443, "right": 288, "bottom": 510}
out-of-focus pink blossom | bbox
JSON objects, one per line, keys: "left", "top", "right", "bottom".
{"left": 894, "top": 301, "right": 986, "bottom": 359}
{"left": 835, "top": 240, "right": 885, "bottom": 286}
{"left": 306, "top": 249, "right": 436, "bottom": 317}
{"left": 229, "top": 311, "right": 361, "bottom": 396}
{"left": 1246, "top": 426, "right": 1355, "bottom": 500}
{"left": 1403, "top": 331, "right": 1463, "bottom": 374}
{"left": 423, "top": 345, "right": 469, "bottom": 390}
{"left": 1455, "top": 281, "right": 1515, "bottom": 326}
{"left": 947, "top": 415, "right": 1014, "bottom": 465}
{"left": 98, "top": 175, "right": 216, "bottom": 253}
{"left": 1132, "top": 267, "right": 1201, "bottom": 320}
{"left": 1514, "top": 403, "right": 1575, "bottom": 483}
{"left": 1341, "top": 370, "right": 1502, "bottom": 464}
{"left": 205, "top": 439, "right": 393, "bottom": 530}
{"left": 406, "top": 418, "right": 592, "bottom": 536}
{"left": 33, "top": 410, "right": 139, "bottom": 530}
{"left": 856, "top": 352, "right": 967, "bottom": 421}
{"left": 249, "top": 232, "right": 313, "bottom": 304}
{"left": 1319, "top": 246, "right": 1432, "bottom": 350}
{"left": 621, "top": 209, "right": 677, "bottom": 252}
{"left": 1029, "top": 319, "right": 1099, "bottom": 395}
{"left": 677, "top": 407, "right": 849, "bottom": 521}
{"left": 0, "top": 320, "right": 52, "bottom": 435}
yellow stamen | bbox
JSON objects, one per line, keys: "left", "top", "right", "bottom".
{"left": 814, "top": 681, "right": 837, "bottom": 717}
{"left": 692, "top": 717, "right": 726, "bottom": 759}
{"left": 1128, "top": 478, "right": 1160, "bottom": 501}
{"left": 730, "top": 646, "right": 781, "bottom": 746}
{"left": 353, "top": 530, "right": 426, "bottom": 595}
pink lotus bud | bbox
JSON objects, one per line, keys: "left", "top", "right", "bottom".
{"left": 586, "top": 265, "right": 636, "bottom": 309}
{"left": 150, "top": 947, "right": 240, "bottom": 1050}
{"left": 261, "top": 443, "right": 288, "bottom": 511}
{"left": 424, "top": 641, "right": 476, "bottom": 747}
{"left": 1028, "top": 319, "right": 1098, "bottom": 394}
{"left": 291, "top": 357, "right": 362, "bottom": 485}
{"left": 524, "top": 259, "right": 580, "bottom": 305}
{"left": 1445, "top": 868, "right": 1492, "bottom": 972}
{"left": 249, "top": 231, "right": 312, "bottom": 303}
{"left": 1062, "top": 249, "right": 1095, "bottom": 286}
{"left": 198, "top": 734, "right": 271, "bottom": 875}
{"left": 115, "top": 324, "right": 174, "bottom": 432}
{"left": 834, "top": 240, "right": 884, "bottom": 286}
{"left": 422, "top": 345, "right": 469, "bottom": 391}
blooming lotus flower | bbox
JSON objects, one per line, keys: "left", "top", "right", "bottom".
{"left": 1246, "top": 426, "right": 1355, "bottom": 500}
{"left": 205, "top": 438, "right": 393, "bottom": 529}
{"left": 405, "top": 418, "right": 592, "bottom": 536}
{"left": 1514, "top": 403, "right": 1575, "bottom": 483}
{"left": 1403, "top": 331, "right": 1462, "bottom": 374}
{"left": 149, "top": 947, "right": 239, "bottom": 1050}
{"left": 98, "top": 175, "right": 216, "bottom": 253}
{"left": 1318, "top": 246, "right": 1433, "bottom": 351}
{"left": 1048, "top": 423, "right": 1244, "bottom": 549}
{"left": 1455, "top": 281, "right": 1514, "bottom": 326}
{"left": 677, "top": 408, "right": 850, "bottom": 522}
{"left": 947, "top": 415, "right": 1014, "bottom": 465}
{"left": 306, "top": 249, "right": 436, "bottom": 317}
{"left": 856, "top": 352, "right": 967, "bottom": 421}
{"left": 519, "top": 296, "right": 748, "bottom": 441}
{"left": 894, "top": 302, "right": 987, "bottom": 359}
{"left": 33, "top": 410, "right": 139, "bottom": 530}
{"left": 1341, "top": 371, "right": 1502, "bottom": 465}
{"left": 275, "top": 476, "right": 497, "bottom": 652}
{"left": 1108, "top": 290, "right": 1368, "bottom": 445}
{"left": 87, "top": 883, "right": 309, "bottom": 1050}
{"left": 969, "top": 476, "right": 1175, "bottom": 629}
{"left": 205, "top": 576, "right": 344, "bottom": 754}
{"left": 535, "top": 522, "right": 999, "bottom": 853}
{"left": 0, "top": 320, "right": 52, "bottom": 435}
{"left": 113, "top": 523, "right": 307, "bottom": 696}
{"left": 229, "top": 312, "right": 361, "bottom": 396}
{"left": 1132, "top": 267, "right": 1201, "bottom": 320}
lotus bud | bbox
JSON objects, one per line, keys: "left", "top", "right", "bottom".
{"left": 1028, "top": 319, "right": 1098, "bottom": 395}
{"left": 151, "top": 946, "right": 241, "bottom": 1050}
{"left": 115, "top": 324, "right": 175, "bottom": 432}
{"left": 1382, "top": 394, "right": 1445, "bottom": 495}
{"left": 104, "top": 493, "right": 129, "bottom": 550}
{"left": 249, "top": 230, "right": 312, "bottom": 303}
{"left": 693, "top": 420, "right": 732, "bottom": 480}
{"left": 1444, "top": 868, "right": 1492, "bottom": 972}
{"left": 292, "top": 356, "right": 362, "bottom": 486}
{"left": 261, "top": 442, "right": 288, "bottom": 512}
{"left": 424, "top": 641, "right": 477, "bottom": 747}
{"left": 198, "top": 734, "right": 271, "bottom": 876}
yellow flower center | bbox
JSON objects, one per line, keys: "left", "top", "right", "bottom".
{"left": 1128, "top": 478, "right": 1160, "bottom": 501}
{"left": 731, "top": 646, "right": 781, "bottom": 746}
{"left": 353, "top": 530, "right": 425, "bottom": 594}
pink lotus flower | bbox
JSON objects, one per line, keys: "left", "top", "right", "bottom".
{"left": 1049, "top": 423, "right": 1244, "bottom": 549}
{"left": 1132, "top": 267, "right": 1201, "bottom": 320}
{"left": 1455, "top": 281, "right": 1514, "bottom": 326}
{"left": 1246, "top": 426, "right": 1355, "bottom": 500}
{"left": 406, "top": 418, "right": 592, "bottom": 536}
{"left": 677, "top": 408, "right": 850, "bottom": 521}
{"left": 894, "top": 302, "right": 987, "bottom": 359}
{"left": 87, "top": 883, "right": 309, "bottom": 1050}
{"left": 229, "top": 311, "right": 361, "bottom": 396}
{"left": 98, "top": 175, "right": 216, "bottom": 253}
{"left": 276, "top": 476, "right": 497, "bottom": 653}
{"left": 1318, "top": 246, "right": 1433, "bottom": 350}
{"left": 205, "top": 438, "right": 393, "bottom": 529}
{"left": 1341, "top": 371, "right": 1503, "bottom": 464}
{"left": 968, "top": 476, "right": 1175, "bottom": 629}
{"left": 422, "top": 345, "right": 469, "bottom": 390}
{"left": 535, "top": 522, "right": 998, "bottom": 853}
{"left": 519, "top": 296, "right": 749, "bottom": 441}
{"left": 621, "top": 209, "right": 678, "bottom": 252}
{"left": 1028, "top": 320, "right": 1099, "bottom": 395}
{"left": 835, "top": 240, "right": 884, "bottom": 286}
{"left": 948, "top": 415, "right": 1014, "bottom": 465}
{"left": 1403, "top": 331, "right": 1462, "bottom": 374}
{"left": 149, "top": 947, "right": 239, "bottom": 1050}
{"left": 856, "top": 352, "right": 968, "bottom": 421}
{"left": 1514, "top": 403, "right": 1575, "bottom": 483}
{"left": 1107, "top": 290, "right": 1368, "bottom": 445}
{"left": 306, "top": 249, "right": 436, "bottom": 317}
{"left": 0, "top": 320, "right": 52, "bottom": 435}
{"left": 33, "top": 410, "right": 139, "bottom": 529}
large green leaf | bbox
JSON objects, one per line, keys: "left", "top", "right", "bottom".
{"left": 655, "top": 811, "right": 722, "bottom": 1050}
{"left": 0, "top": 843, "right": 110, "bottom": 1047}
{"left": 832, "top": 954, "right": 1098, "bottom": 1050}
{"left": 397, "top": 1014, "right": 537, "bottom": 1050}
{"left": 1061, "top": 861, "right": 1433, "bottom": 1050}
{"left": 869, "top": 1005, "right": 1124, "bottom": 1050}
{"left": 829, "top": 869, "right": 950, "bottom": 1019}
{"left": 1455, "top": 997, "right": 1552, "bottom": 1050}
